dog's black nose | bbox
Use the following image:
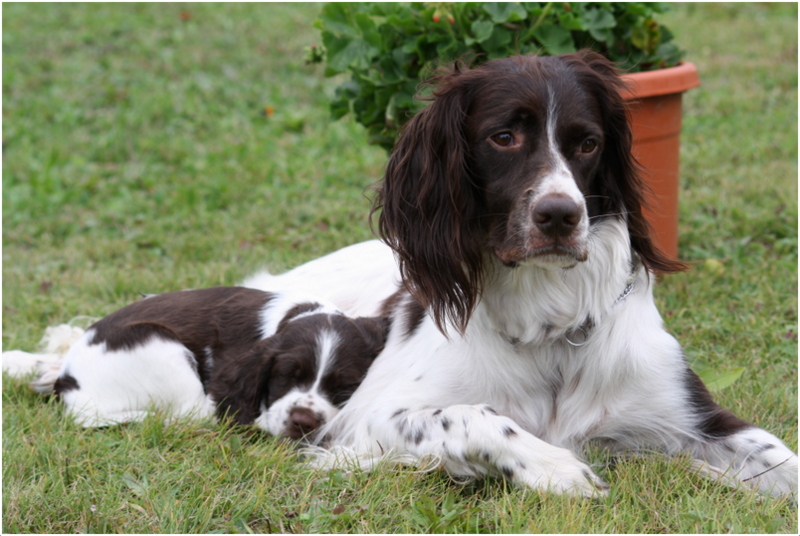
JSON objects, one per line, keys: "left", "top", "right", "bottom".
{"left": 532, "top": 196, "right": 582, "bottom": 237}
{"left": 287, "top": 407, "right": 320, "bottom": 438}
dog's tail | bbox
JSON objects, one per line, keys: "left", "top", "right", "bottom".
{"left": 3, "top": 320, "right": 92, "bottom": 394}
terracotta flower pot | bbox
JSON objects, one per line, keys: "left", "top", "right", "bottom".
{"left": 620, "top": 63, "right": 701, "bottom": 260}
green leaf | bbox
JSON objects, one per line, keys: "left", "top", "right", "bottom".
{"left": 229, "top": 433, "right": 242, "bottom": 455}
{"left": 582, "top": 7, "right": 617, "bottom": 30}
{"left": 376, "top": 52, "right": 407, "bottom": 86}
{"left": 623, "top": 3, "right": 650, "bottom": 17}
{"left": 327, "top": 38, "right": 379, "bottom": 72}
{"left": 122, "top": 471, "right": 149, "bottom": 497}
{"left": 385, "top": 11, "right": 421, "bottom": 34}
{"left": 483, "top": 26, "right": 513, "bottom": 58}
{"left": 697, "top": 367, "right": 746, "bottom": 392}
{"left": 532, "top": 24, "right": 576, "bottom": 55}
{"left": 320, "top": 33, "right": 352, "bottom": 74}
{"left": 436, "top": 38, "right": 465, "bottom": 61}
{"left": 470, "top": 19, "right": 495, "bottom": 44}
{"left": 558, "top": 11, "right": 585, "bottom": 31}
{"left": 400, "top": 36, "right": 419, "bottom": 55}
{"left": 330, "top": 80, "right": 359, "bottom": 119}
{"left": 354, "top": 12, "right": 381, "bottom": 48}
{"left": 654, "top": 42, "right": 685, "bottom": 67}
{"left": 385, "top": 93, "right": 398, "bottom": 124}
{"left": 631, "top": 19, "right": 661, "bottom": 54}
{"left": 582, "top": 7, "right": 617, "bottom": 41}
{"left": 318, "top": 3, "right": 360, "bottom": 37}
{"left": 483, "top": 2, "right": 528, "bottom": 23}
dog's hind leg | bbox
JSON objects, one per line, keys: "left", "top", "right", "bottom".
{"left": 679, "top": 368, "right": 798, "bottom": 498}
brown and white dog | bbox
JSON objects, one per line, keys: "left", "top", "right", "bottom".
{"left": 243, "top": 52, "right": 798, "bottom": 498}
{"left": 12, "top": 287, "right": 387, "bottom": 440}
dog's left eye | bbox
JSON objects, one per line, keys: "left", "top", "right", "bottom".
{"left": 490, "top": 132, "right": 515, "bottom": 147}
{"left": 580, "top": 138, "right": 598, "bottom": 154}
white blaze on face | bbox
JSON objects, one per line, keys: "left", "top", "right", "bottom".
{"left": 532, "top": 85, "right": 588, "bottom": 209}
{"left": 311, "top": 328, "right": 340, "bottom": 392}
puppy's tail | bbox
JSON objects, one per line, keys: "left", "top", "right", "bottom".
{"left": 28, "top": 355, "right": 65, "bottom": 394}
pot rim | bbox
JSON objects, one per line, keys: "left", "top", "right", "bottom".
{"left": 619, "top": 62, "right": 700, "bottom": 100}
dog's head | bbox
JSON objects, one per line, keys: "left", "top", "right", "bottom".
{"left": 374, "top": 51, "right": 683, "bottom": 333}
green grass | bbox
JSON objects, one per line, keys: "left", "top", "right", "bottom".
{"left": 2, "top": 3, "right": 797, "bottom": 533}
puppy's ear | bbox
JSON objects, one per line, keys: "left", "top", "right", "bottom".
{"left": 353, "top": 316, "right": 390, "bottom": 358}
{"left": 373, "top": 64, "right": 485, "bottom": 335}
{"left": 208, "top": 337, "right": 278, "bottom": 425}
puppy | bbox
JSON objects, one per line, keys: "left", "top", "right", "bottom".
{"left": 21, "top": 287, "right": 387, "bottom": 440}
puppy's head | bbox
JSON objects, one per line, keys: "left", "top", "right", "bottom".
{"left": 255, "top": 311, "right": 388, "bottom": 440}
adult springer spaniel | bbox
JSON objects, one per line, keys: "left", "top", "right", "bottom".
{"left": 246, "top": 52, "right": 798, "bottom": 497}
{"left": 9, "top": 287, "right": 387, "bottom": 439}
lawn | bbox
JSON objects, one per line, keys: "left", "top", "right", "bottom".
{"left": 2, "top": 2, "right": 797, "bottom": 533}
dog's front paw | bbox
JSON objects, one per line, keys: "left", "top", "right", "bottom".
{"left": 508, "top": 446, "right": 609, "bottom": 498}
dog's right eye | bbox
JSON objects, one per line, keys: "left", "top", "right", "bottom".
{"left": 490, "top": 132, "right": 515, "bottom": 147}
{"left": 580, "top": 138, "right": 598, "bottom": 154}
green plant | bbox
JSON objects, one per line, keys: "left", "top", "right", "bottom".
{"left": 308, "top": 2, "right": 685, "bottom": 149}
{"left": 409, "top": 491, "right": 481, "bottom": 532}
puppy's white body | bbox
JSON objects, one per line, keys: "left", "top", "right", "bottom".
{"left": 56, "top": 332, "right": 216, "bottom": 427}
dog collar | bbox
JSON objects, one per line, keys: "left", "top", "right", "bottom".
{"left": 564, "top": 252, "right": 641, "bottom": 347}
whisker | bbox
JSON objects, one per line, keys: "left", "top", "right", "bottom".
{"left": 588, "top": 211, "right": 629, "bottom": 221}
{"left": 741, "top": 456, "right": 793, "bottom": 482}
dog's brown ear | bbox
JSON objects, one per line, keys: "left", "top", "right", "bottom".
{"left": 373, "top": 65, "right": 485, "bottom": 336}
{"left": 568, "top": 50, "right": 685, "bottom": 274}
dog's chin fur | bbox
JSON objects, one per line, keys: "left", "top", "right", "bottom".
{"left": 494, "top": 243, "right": 589, "bottom": 270}
{"left": 524, "top": 253, "right": 584, "bottom": 270}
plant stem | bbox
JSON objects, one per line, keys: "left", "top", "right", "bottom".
{"left": 531, "top": 1, "right": 554, "bottom": 32}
